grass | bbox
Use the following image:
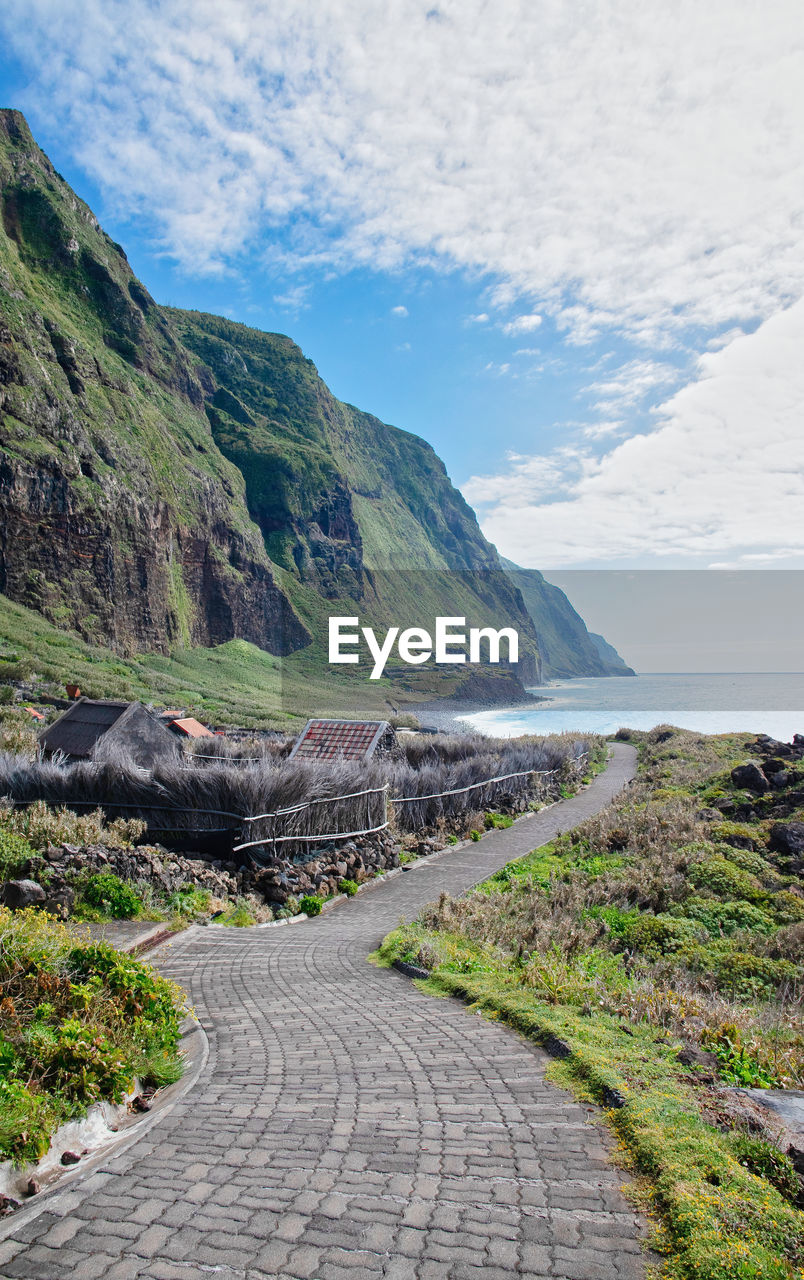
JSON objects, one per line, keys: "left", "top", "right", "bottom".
{"left": 377, "top": 726, "right": 804, "bottom": 1279}
{"left": 0, "top": 908, "right": 186, "bottom": 1164}
{"left": 0, "top": 730, "right": 599, "bottom": 851}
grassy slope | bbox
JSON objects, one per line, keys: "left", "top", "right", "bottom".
{"left": 0, "top": 592, "right": 439, "bottom": 728}
{"left": 168, "top": 309, "right": 544, "bottom": 684}
{"left": 377, "top": 728, "right": 804, "bottom": 1280}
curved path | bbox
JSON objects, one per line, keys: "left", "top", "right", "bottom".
{"left": 1, "top": 744, "right": 643, "bottom": 1280}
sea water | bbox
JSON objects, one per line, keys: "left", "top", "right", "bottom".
{"left": 460, "top": 673, "right": 804, "bottom": 740}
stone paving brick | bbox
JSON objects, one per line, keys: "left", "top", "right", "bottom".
{"left": 0, "top": 748, "right": 647, "bottom": 1279}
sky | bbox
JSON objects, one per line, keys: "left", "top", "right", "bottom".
{"left": 0, "top": 0, "right": 803, "bottom": 572}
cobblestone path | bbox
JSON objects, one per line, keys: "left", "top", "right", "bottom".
{"left": 1, "top": 745, "right": 647, "bottom": 1280}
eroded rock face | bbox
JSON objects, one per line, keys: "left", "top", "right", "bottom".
{"left": 0, "top": 110, "right": 308, "bottom": 657}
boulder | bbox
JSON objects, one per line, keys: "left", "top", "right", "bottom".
{"left": 678, "top": 1044, "right": 719, "bottom": 1073}
{"left": 0, "top": 879, "right": 46, "bottom": 909}
{"left": 769, "top": 822, "right": 804, "bottom": 860}
{"left": 730, "top": 763, "right": 769, "bottom": 793}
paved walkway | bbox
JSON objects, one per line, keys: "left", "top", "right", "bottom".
{"left": 1, "top": 745, "right": 643, "bottom": 1280}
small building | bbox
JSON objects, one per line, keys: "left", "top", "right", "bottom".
{"left": 288, "top": 719, "right": 395, "bottom": 762}
{"left": 167, "top": 717, "right": 214, "bottom": 740}
{"left": 39, "top": 698, "right": 179, "bottom": 766}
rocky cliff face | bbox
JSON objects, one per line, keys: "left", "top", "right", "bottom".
{"left": 0, "top": 110, "right": 307, "bottom": 656}
{"left": 0, "top": 109, "right": 621, "bottom": 693}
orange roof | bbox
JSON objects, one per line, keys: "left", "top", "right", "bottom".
{"left": 169, "top": 717, "right": 214, "bottom": 738}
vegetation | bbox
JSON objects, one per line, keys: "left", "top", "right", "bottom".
{"left": 0, "top": 731, "right": 596, "bottom": 853}
{"left": 377, "top": 726, "right": 804, "bottom": 1279}
{"left": 0, "top": 908, "right": 186, "bottom": 1163}
{"left": 300, "top": 894, "right": 323, "bottom": 916}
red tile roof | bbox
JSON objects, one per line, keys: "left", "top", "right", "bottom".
{"left": 169, "top": 717, "right": 214, "bottom": 738}
{"left": 289, "top": 719, "right": 391, "bottom": 761}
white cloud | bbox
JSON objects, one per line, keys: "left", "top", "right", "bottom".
{"left": 463, "top": 301, "right": 804, "bottom": 566}
{"left": 467, "top": 312, "right": 489, "bottom": 324}
{"left": 272, "top": 283, "right": 311, "bottom": 310}
{"left": 2, "top": 0, "right": 803, "bottom": 345}
{"left": 587, "top": 359, "right": 679, "bottom": 414}
{"left": 501, "top": 313, "right": 542, "bottom": 336}
{"left": 391, "top": 304, "right": 408, "bottom": 317}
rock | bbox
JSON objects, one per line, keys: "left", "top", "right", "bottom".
{"left": 678, "top": 1044, "right": 719, "bottom": 1073}
{"left": 764, "top": 757, "right": 789, "bottom": 774}
{"left": 769, "top": 822, "right": 804, "bottom": 858}
{"left": 60, "top": 1150, "right": 81, "bottom": 1165}
{"left": 0, "top": 1194, "right": 21, "bottom": 1215}
{"left": 26, "top": 1179, "right": 40, "bottom": 1196}
{"left": 731, "top": 763, "right": 769, "bottom": 793}
{"left": 43, "top": 886, "right": 76, "bottom": 918}
{"left": 0, "top": 879, "right": 46, "bottom": 909}
{"left": 132, "top": 1095, "right": 152, "bottom": 1112}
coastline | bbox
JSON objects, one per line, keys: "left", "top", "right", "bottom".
{"left": 409, "top": 692, "right": 551, "bottom": 735}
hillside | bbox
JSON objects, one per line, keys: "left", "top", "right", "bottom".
{"left": 0, "top": 108, "right": 627, "bottom": 719}
{"left": 501, "top": 560, "right": 635, "bottom": 679}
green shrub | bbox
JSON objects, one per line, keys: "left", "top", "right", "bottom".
{"left": 484, "top": 812, "right": 513, "bottom": 830}
{"left": 689, "top": 854, "right": 765, "bottom": 903}
{"left": 0, "top": 800, "right": 144, "bottom": 851}
{"left": 0, "top": 827, "right": 37, "bottom": 880}
{"left": 470, "top": 829, "right": 481, "bottom": 842}
{"left": 0, "top": 684, "right": 14, "bottom": 704}
{"left": 619, "top": 912, "right": 708, "bottom": 959}
{"left": 731, "top": 1133, "right": 801, "bottom": 1203}
{"left": 219, "top": 898, "right": 255, "bottom": 927}
{"left": 708, "top": 951, "right": 799, "bottom": 998}
{"left": 300, "top": 894, "right": 323, "bottom": 916}
{"left": 680, "top": 897, "right": 775, "bottom": 937}
{"left": 588, "top": 905, "right": 641, "bottom": 937}
{"left": 81, "top": 872, "right": 142, "bottom": 919}
{"left": 0, "top": 912, "right": 185, "bottom": 1161}
{"left": 167, "top": 885, "right": 212, "bottom": 918}
{"left": 338, "top": 878, "right": 358, "bottom": 897}
{"left": 773, "top": 890, "right": 804, "bottom": 924}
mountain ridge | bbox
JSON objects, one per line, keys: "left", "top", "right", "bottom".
{"left": 0, "top": 108, "right": 629, "bottom": 716}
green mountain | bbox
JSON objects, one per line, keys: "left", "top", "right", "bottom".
{"left": 0, "top": 109, "right": 627, "bottom": 721}
{"left": 501, "top": 560, "right": 634, "bottom": 679}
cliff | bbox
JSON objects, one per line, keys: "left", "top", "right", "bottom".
{"left": 0, "top": 108, "right": 627, "bottom": 709}
{"left": 501, "top": 560, "right": 634, "bottom": 679}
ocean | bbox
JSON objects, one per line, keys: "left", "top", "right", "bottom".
{"left": 459, "top": 673, "right": 804, "bottom": 740}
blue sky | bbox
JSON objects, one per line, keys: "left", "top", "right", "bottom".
{"left": 1, "top": 1, "right": 802, "bottom": 571}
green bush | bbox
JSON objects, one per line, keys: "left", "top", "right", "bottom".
{"left": 619, "top": 912, "right": 708, "bottom": 959}
{"left": 0, "top": 827, "right": 37, "bottom": 880}
{"left": 81, "top": 872, "right": 142, "bottom": 919}
{"left": 0, "top": 911, "right": 185, "bottom": 1161}
{"left": 470, "top": 829, "right": 481, "bottom": 842}
{"left": 338, "top": 878, "right": 358, "bottom": 897}
{"left": 167, "top": 885, "right": 212, "bottom": 918}
{"left": 300, "top": 894, "right": 323, "bottom": 916}
{"left": 708, "top": 951, "right": 799, "bottom": 998}
{"left": 730, "top": 1133, "right": 801, "bottom": 1203}
{"left": 680, "top": 896, "right": 775, "bottom": 937}
{"left": 219, "top": 898, "right": 255, "bottom": 927}
{"left": 689, "top": 854, "right": 765, "bottom": 903}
